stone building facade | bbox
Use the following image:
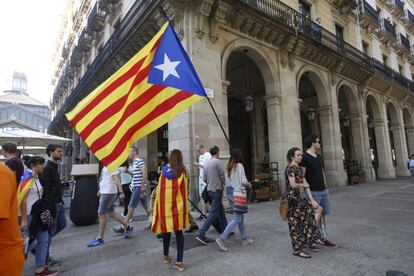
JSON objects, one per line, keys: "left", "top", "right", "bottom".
{"left": 49, "top": 0, "right": 414, "bottom": 189}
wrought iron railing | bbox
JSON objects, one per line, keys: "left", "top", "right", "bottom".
{"left": 359, "top": 0, "right": 379, "bottom": 22}
{"left": 380, "top": 18, "right": 397, "bottom": 37}
{"left": 390, "top": 0, "right": 405, "bottom": 11}
{"left": 399, "top": 33, "right": 410, "bottom": 49}
{"left": 406, "top": 9, "right": 414, "bottom": 22}
{"left": 238, "top": 0, "right": 413, "bottom": 91}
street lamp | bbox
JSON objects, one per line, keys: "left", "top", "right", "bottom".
{"left": 307, "top": 107, "right": 316, "bottom": 121}
{"left": 343, "top": 117, "right": 350, "bottom": 127}
{"left": 66, "top": 142, "right": 73, "bottom": 157}
{"left": 244, "top": 95, "right": 254, "bottom": 112}
{"left": 368, "top": 117, "right": 374, "bottom": 128}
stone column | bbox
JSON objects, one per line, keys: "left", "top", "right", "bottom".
{"left": 350, "top": 114, "right": 374, "bottom": 182}
{"left": 390, "top": 123, "right": 410, "bottom": 176}
{"left": 373, "top": 119, "right": 396, "bottom": 178}
{"left": 406, "top": 126, "right": 414, "bottom": 156}
{"left": 264, "top": 95, "right": 284, "bottom": 165}
{"left": 318, "top": 105, "right": 347, "bottom": 186}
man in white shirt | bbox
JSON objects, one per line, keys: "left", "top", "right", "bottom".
{"left": 87, "top": 166, "right": 132, "bottom": 247}
{"left": 408, "top": 154, "right": 414, "bottom": 176}
{"left": 194, "top": 144, "right": 211, "bottom": 219}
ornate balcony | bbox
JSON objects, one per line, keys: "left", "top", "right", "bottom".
{"left": 70, "top": 46, "right": 82, "bottom": 68}
{"left": 394, "top": 33, "right": 410, "bottom": 55}
{"left": 378, "top": 18, "right": 397, "bottom": 44}
{"left": 332, "top": 0, "right": 358, "bottom": 14}
{"left": 358, "top": 0, "right": 380, "bottom": 33}
{"left": 79, "top": 29, "right": 93, "bottom": 52}
{"left": 386, "top": 0, "right": 405, "bottom": 18}
{"left": 407, "top": 46, "right": 414, "bottom": 64}
{"left": 87, "top": 2, "right": 107, "bottom": 32}
{"left": 404, "top": 9, "right": 414, "bottom": 32}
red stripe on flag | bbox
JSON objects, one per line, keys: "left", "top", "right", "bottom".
{"left": 99, "top": 90, "right": 194, "bottom": 165}
{"left": 179, "top": 176, "right": 187, "bottom": 226}
{"left": 171, "top": 178, "right": 179, "bottom": 231}
{"left": 86, "top": 84, "right": 165, "bottom": 150}
{"left": 160, "top": 176, "right": 167, "bottom": 233}
{"left": 70, "top": 59, "right": 144, "bottom": 126}
{"left": 70, "top": 35, "right": 164, "bottom": 126}
{"left": 78, "top": 64, "right": 153, "bottom": 139}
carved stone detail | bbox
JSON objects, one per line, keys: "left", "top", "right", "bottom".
{"left": 209, "top": 1, "right": 229, "bottom": 43}
{"left": 195, "top": 0, "right": 214, "bottom": 39}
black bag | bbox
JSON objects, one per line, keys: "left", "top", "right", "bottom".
{"left": 201, "top": 186, "right": 211, "bottom": 204}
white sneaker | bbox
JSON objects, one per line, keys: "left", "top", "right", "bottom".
{"left": 241, "top": 238, "right": 254, "bottom": 246}
{"left": 215, "top": 238, "right": 228, "bottom": 251}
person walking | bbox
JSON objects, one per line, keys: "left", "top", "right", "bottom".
{"left": 196, "top": 146, "right": 227, "bottom": 245}
{"left": 193, "top": 144, "right": 211, "bottom": 219}
{"left": 301, "top": 134, "right": 338, "bottom": 248}
{"left": 117, "top": 160, "right": 133, "bottom": 217}
{"left": 215, "top": 148, "right": 253, "bottom": 251}
{"left": 152, "top": 149, "right": 190, "bottom": 272}
{"left": 18, "top": 157, "right": 58, "bottom": 275}
{"left": 285, "top": 147, "right": 321, "bottom": 258}
{"left": 2, "top": 142, "right": 24, "bottom": 186}
{"left": 0, "top": 163, "right": 24, "bottom": 276}
{"left": 39, "top": 144, "right": 66, "bottom": 266}
{"left": 88, "top": 166, "right": 132, "bottom": 247}
{"left": 408, "top": 154, "right": 414, "bottom": 176}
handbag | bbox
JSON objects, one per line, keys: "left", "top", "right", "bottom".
{"left": 201, "top": 185, "right": 211, "bottom": 204}
{"left": 279, "top": 197, "right": 288, "bottom": 221}
{"left": 233, "top": 190, "right": 248, "bottom": 213}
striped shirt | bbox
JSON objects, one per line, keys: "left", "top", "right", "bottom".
{"left": 132, "top": 158, "right": 145, "bottom": 187}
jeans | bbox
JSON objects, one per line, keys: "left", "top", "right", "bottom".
{"left": 163, "top": 231, "right": 184, "bottom": 262}
{"left": 220, "top": 212, "right": 246, "bottom": 241}
{"left": 122, "top": 183, "right": 132, "bottom": 216}
{"left": 305, "top": 190, "right": 329, "bottom": 240}
{"left": 28, "top": 215, "right": 49, "bottom": 268}
{"left": 410, "top": 167, "right": 414, "bottom": 177}
{"left": 47, "top": 203, "right": 66, "bottom": 259}
{"left": 199, "top": 190, "right": 227, "bottom": 237}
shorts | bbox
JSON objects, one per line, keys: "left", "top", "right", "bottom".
{"left": 129, "top": 187, "right": 148, "bottom": 208}
{"left": 310, "top": 189, "right": 330, "bottom": 215}
{"left": 98, "top": 193, "right": 117, "bottom": 214}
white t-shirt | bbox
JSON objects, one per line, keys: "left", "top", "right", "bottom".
{"left": 99, "top": 167, "right": 119, "bottom": 194}
{"left": 27, "top": 177, "right": 43, "bottom": 215}
{"left": 199, "top": 152, "right": 212, "bottom": 185}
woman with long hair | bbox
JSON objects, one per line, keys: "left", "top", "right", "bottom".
{"left": 151, "top": 149, "right": 189, "bottom": 272}
{"left": 19, "top": 156, "right": 58, "bottom": 276}
{"left": 215, "top": 148, "right": 252, "bottom": 251}
{"left": 284, "top": 147, "right": 321, "bottom": 258}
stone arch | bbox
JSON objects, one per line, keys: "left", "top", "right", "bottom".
{"left": 386, "top": 101, "right": 400, "bottom": 125}
{"left": 296, "top": 65, "right": 330, "bottom": 106}
{"left": 221, "top": 38, "right": 279, "bottom": 98}
{"left": 403, "top": 107, "right": 413, "bottom": 126}
{"left": 336, "top": 80, "right": 361, "bottom": 115}
{"left": 365, "top": 94, "right": 382, "bottom": 120}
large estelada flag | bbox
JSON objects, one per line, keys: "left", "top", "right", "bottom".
{"left": 66, "top": 22, "right": 207, "bottom": 171}
{"left": 151, "top": 164, "right": 189, "bottom": 234}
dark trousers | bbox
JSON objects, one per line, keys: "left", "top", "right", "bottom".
{"left": 199, "top": 190, "right": 227, "bottom": 236}
{"left": 122, "top": 183, "right": 132, "bottom": 216}
{"left": 163, "top": 231, "right": 184, "bottom": 262}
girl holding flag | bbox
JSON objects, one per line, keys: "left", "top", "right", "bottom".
{"left": 151, "top": 149, "right": 189, "bottom": 272}
{"left": 18, "top": 157, "right": 58, "bottom": 276}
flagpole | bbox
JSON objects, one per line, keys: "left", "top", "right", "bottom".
{"left": 158, "top": 9, "right": 231, "bottom": 147}
{"left": 205, "top": 96, "right": 231, "bottom": 146}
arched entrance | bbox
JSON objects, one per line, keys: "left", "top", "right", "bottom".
{"left": 387, "top": 103, "right": 409, "bottom": 176}
{"left": 337, "top": 85, "right": 359, "bottom": 183}
{"left": 298, "top": 73, "right": 322, "bottom": 148}
{"left": 366, "top": 95, "right": 380, "bottom": 178}
{"left": 403, "top": 108, "right": 414, "bottom": 156}
{"left": 226, "top": 51, "right": 268, "bottom": 180}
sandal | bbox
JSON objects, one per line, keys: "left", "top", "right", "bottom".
{"left": 293, "top": 251, "right": 311, "bottom": 258}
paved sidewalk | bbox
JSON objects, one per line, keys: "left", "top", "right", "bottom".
{"left": 24, "top": 177, "right": 414, "bottom": 276}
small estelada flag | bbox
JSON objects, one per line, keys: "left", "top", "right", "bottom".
{"left": 66, "top": 22, "right": 207, "bottom": 171}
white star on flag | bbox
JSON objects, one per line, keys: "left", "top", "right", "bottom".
{"left": 154, "top": 53, "right": 181, "bottom": 82}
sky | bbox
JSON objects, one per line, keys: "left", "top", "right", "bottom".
{"left": 0, "top": 0, "right": 66, "bottom": 105}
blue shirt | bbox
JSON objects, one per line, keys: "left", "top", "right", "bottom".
{"left": 116, "top": 167, "right": 132, "bottom": 185}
